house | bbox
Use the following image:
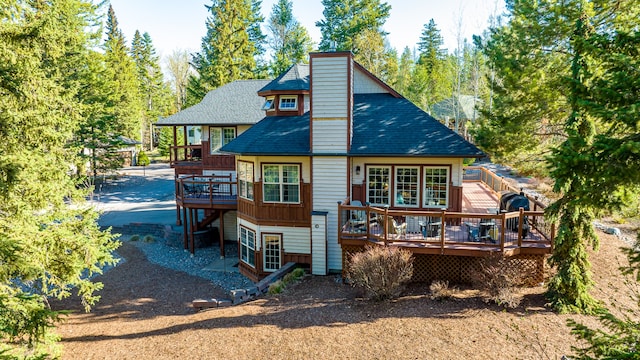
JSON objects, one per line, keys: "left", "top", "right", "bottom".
{"left": 159, "top": 52, "right": 553, "bottom": 284}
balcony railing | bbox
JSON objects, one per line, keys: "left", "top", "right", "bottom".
{"left": 338, "top": 204, "right": 553, "bottom": 256}
{"left": 176, "top": 174, "right": 237, "bottom": 207}
{"left": 170, "top": 145, "right": 202, "bottom": 166}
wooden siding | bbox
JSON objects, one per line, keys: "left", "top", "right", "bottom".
{"left": 201, "top": 141, "right": 236, "bottom": 170}
{"left": 313, "top": 157, "right": 348, "bottom": 271}
{"left": 311, "top": 57, "right": 349, "bottom": 119}
{"left": 354, "top": 67, "right": 388, "bottom": 94}
{"left": 312, "top": 119, "right": 349, "bottom": 153}
{"left": 237, "top": 182, "right": 312, "bottom": 226}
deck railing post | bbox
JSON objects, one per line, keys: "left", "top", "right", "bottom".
{"left": 383, "top": 206, "right": 389, "bottom": 245}
{"left": 337, "top": 201, "right": 343, "bottom": 243}
{"left": 440, "top": 210, "right": 446, "bottom": 254}
{"left": 518, "top": 208, "right": 525, "bottom": 247}
{"left": 500, "top": 212, "right": 506, "bottom": 252}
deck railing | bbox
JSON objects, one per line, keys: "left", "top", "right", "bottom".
{"left": 176, "top": 174, "right": 237, "bottom": 206}
{"left": 169, "top": 144, "right": 202, "bottom": 166}
{"left": 339, "top": 166, "right": 555, "bottom": 255}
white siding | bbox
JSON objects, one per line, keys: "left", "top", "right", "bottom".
{"left": 259, "top": 225, "right": 311, "bottom": 254}
{"left": 312, "top": 157, "right": 348, "bottom": 271}
{"left": 312, "top": 119, "right": 348, "bottom": 153}
{"left": 222, "top": 211, "right": 237, "bottom": 242}
{"left": 311, "top": 57, "right": 349, "bottom": 118}
{"left": 354, "top": 67, "right": 388, "bottom": 94}
{"left": 311, "top": 214, "right": 328, "bottom": 275}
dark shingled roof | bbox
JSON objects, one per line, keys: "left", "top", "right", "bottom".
{"left": 350, "top": 94, "right": 484, "bottom": 157}
{"left": 220, "top": 114, "right": 310, "bottom": 156}
{"left": 156, "top": 80, "right": 270, "bottom": 126}
{"left": 222, "top": 93, "right": 484, "bottom": 158}
{"left": 258, "top": 64, "right": 310, "bottom": 93}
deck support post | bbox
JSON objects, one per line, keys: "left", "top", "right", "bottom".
{"left": 219, "top": 210, "right": 225, "bottom": 259}
{"left": 189, "top": 207, "right": 195, "bottom": 254}
{"left": 182, "top": 206, "right": 188, "bottom": 249}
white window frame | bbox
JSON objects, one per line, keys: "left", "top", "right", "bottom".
{"left": 240, "top": 227, "right": 256, "bottom": 268}
{"left": 210, "top": 127, "right": 236, "bottom": 154}
{"left": 262, "top": 164, "right": 300, "bottom": 204}
{"left": 394, "top": 166, "right": 420, "bottom": 207}
{"left": 238, "top": 161, "right": 254, "bottom": 200}
{"left": 262, "top": 96, "right": 275, "bottom": 111}
{"left": 423, "top": 166, "right": 449, "bottom": 209}
{"left": 366, "top": 166, "right": 391, "bottom": 206}
{"left": 263, "top": 234, "right": 282, "bottom": 272}
{"left": 278, "top": 95, "right": 298, "bottom": 111}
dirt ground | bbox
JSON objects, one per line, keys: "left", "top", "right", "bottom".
{"left": 53, "top": 230, "right": 638, "bottom": 360}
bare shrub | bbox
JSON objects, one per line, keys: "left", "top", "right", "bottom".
{"left": 430, "top": 280, "right": 455, "bottom": 300}
{"left": 473, "top": 253, "right": 525, "bottom": 308}
{"left": 346, "top": 246, "right": 413, "bottom": 301}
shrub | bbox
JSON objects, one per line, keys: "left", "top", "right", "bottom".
{"left": 142, "top": 234, "right": 155, "bottom": 243}
{"left": 268, "top": 280, "right": 284, "bottom": 295}
{"left": 346, "top": 245, "right": 413, "bottom": 301}
{"left": 268, "top": 268, "right": 306, "bottom": 295}
{"left": 129, "top": 235, "right": 140, "bottom": 242}
{"left": 472, "top": 252, "right": 524, "bottom": 308}
{"left": 430, "top": 280, "right": 455, "bottom": 300}
{"left": 137, "top": 151, "right": 150, "bottom": 166}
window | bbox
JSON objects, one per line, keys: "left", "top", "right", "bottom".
{"left": 367, "top": 166, "right": 390, "bottom": 206}
{"left": 210, "top": 127, "right": 236, "bottom": 153}
{"left": 240, "top": 227, "right": 256, "bottom": 267}
{"left": 424, "top": 167, "right": 449, "bottom": 208}
{"left": 395, "top": 167, "right": 419, "bottom": 207}
{"left": 238, "top": 161, "right": 254, "bottom": 200}
{"left": 263, "top": 164, "right": 300, "bottom": 203}
{"left": 263, "top": 234, "right": 281, "bottom": 272}
{"left": 262, "top": 97, "right": 275, "bottom": 111}
{"left": 279, "top": 96, "right": 297, "bottom": 111}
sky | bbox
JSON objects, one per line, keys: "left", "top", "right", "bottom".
{"left": 107, "top": 0, "right": 504, "bottom": 60}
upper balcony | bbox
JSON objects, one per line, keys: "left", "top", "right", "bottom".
{"left": 169, "top": 142, "right": 235, "bottom": 174}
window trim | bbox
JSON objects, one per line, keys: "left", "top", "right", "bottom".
{"left": 262, "top": 233, "right": 282, "bottom": 273}
{"left": 366, "top": 166, "right": 391, "bottom": 207}
{"left": 239, "top": 226, "right": 256, "bottom": 268}
{"left": 278, "top": 95, "right": 298, "bottom": 111}
{"left": 423, "top": 166, "right": 450, "bottom": 209}
{"left": 237, "top": 161, "right": 254, "bottom": 201}
{"left": 262, "top": 163, "right": 301, "bottom": 204}
{"left": 394, "top": 166, "right": 420, "bottom": 208}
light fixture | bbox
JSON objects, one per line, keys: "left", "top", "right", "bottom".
{"left": 355, "top": 165, "right": 361, "bottom": 175}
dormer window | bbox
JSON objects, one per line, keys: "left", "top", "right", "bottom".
{"left": 279, "top": 96, "right": 297, "bottom": 111}
{"left": 262, "top": 97, "right": 275, "bottom": 111}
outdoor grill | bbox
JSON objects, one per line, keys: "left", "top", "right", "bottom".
{"left": 499, "top": 190, "right": 530, "bottom": 237}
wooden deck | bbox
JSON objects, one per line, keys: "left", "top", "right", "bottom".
{"left": 339, "top": 180, "right": 554, "bottom": 258}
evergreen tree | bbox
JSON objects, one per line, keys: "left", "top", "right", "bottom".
{"left": 103, "top": 5, "right": 143, "bottom": 140}
{"left": 188, "top": 0, "right": 266, "bottom": 104}
{"left": 316, "top": 0, "right": 391, "bottom": 52}
{"left": 394, "top": 47, "right": 414, "bottom": 97}
{"left": 131, "top": 31, "right": 172, "bottom": 150}
{"left": 0, "top": 0, "right": 118, "bottom": 356}
{"left": 478, "top": 0, "right": 640, "bottom": 313}
{"left": 417, "top": 19, "right": 446, "bottom": 71}
{"left": 267, "top": 0, "right": 314, "bottom": 77}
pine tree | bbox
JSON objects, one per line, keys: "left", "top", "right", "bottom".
{"left": 188, "top": 0, "right": 266, "bottom": 104}
{"left": 316, "top": 0, "right": 391, "bottom": 52}
{"left": 103, "top": 4, "right": 143, "bottom": 140}
{"left": 267, "top": 0, "right": 314, "bottom": 77}
{"left": 131, "top": 31, "right": 172, "bottom": 150}
{"left": 417, "top": 19, "right": 446, "bottom": 71}
{"left": 0, "top": 0, "right": 119, "bottom": 356}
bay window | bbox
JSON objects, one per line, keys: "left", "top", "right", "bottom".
{"left": 238, "top": 161, "right": 254, "bottom": 200}
{"left": 240, "top": 227, "right": 255, "bottom": 267}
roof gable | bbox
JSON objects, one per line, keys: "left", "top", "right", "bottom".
{"left": 156, "top": 80, "right": 271, "bottom": 126}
